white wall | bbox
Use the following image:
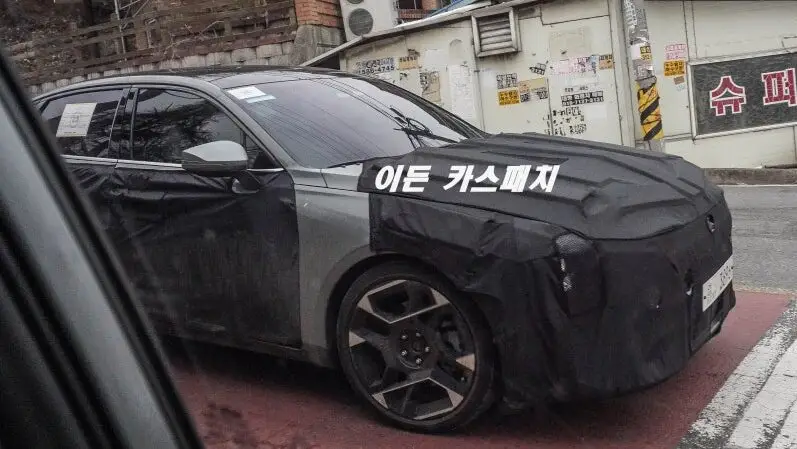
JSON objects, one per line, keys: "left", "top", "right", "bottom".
{"left": 340, "top": 0, "right": 797, "bottom": 168}
{"left": 341, "top": 0, "right": 633, "bottom": 146}
{"left": 646, "top": 0, "right": 797, "bottom": 167}
{"left": 342, "top": 24, "right": 483, "bottom": 127}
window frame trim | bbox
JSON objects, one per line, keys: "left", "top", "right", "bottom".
{"left": 126, "top": 83, "right": 283, "bottom": 170}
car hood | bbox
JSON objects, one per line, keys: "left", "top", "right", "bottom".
{"left": 322, "top": 132, "right": 726, "bottom": 240}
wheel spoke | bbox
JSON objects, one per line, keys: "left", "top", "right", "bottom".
{"left": 429, "top": 365, "right": 470, "bottom": 399}
{"left": 398, "top": 384, "right": 416, "bottom": 415}
{"left": 371, "top": 369, "right": 430, "bottom": 411}
{"left": 348, "top": 327, "right": 390, "bottom": 352}
{"left": 358, "top": 280, "right": 452, "bottom": 326}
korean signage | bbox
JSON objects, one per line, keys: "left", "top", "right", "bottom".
{"left": 561, "top": 90, "right": 604, "bottom": 106}
{"left": 353, "top": 57, "right": 395, "bottom": 75}
{"left": 690, "top": 51, "right": 797, "bottom": 137}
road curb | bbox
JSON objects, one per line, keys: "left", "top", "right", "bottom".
{"left": 705, "top": 168, "right": 797, "bottom": 185}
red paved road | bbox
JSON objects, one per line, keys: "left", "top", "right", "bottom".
{"left": 165, "top": 291, "right": 791, "bottom": 449}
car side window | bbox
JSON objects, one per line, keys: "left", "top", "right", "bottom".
{"left": 40, "top": 89, "right": 125, "bottom": 158}
{"left": 131, "top": 88, "right": 270, "bottom": 168}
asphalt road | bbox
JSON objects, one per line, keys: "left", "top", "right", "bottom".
{"left": 167, "top": 292, "right": 790, "bottom": 449}
{"left": 723, "top": 185, "right": 797, "bottom": 293}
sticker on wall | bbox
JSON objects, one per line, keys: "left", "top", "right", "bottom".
{"left": 420, "top": 71, "right": 441, "bottom": 103}
{"left": 664, "top": 43, "right": 688, "bottom": 61}
{"left": 673, "top": 75, "right": 687, "bottom": 91}
{"left": 640, "top": 45, "right": 652, "bottom": 61}
{"left": 518, "top": 80, "right": 531, "bottom": 103}
{"left": 561, "top": 90, "right": 604, "bottom": 106}
{"left": 496, "top": 73, "right": 519, "bottom": 90}
{"left": 519, "top": 81, "right": 531, "bottom": 102}
{"left": 353, "top": 57, "right": 395, "bottom": 75}
{"left": 563, "top": 83, "right": 599, "bottom": 94}
{"left": 56, "top": 103, "right": 97, "bottom": 137}
{"left": 664, "top": 59, "right": 685, "bottom": 77}
{"left": 530, "top": 62, "right": 547, "bottom": 76}
{"left": 498, "top": 89, "right": 521, "bottom": 106}
{"left": 398, "top": 55, "right": 420, "bottom": 70}
{"left": 517, "top": 78, "right": 548, "bottom": 103}
{"left": 598, "top": 54, "right": 614, "bottom": 70}
{"left": 546, "top": 106, "right": 587, "bottom": 137}
{"left": 630, "top": 43, "right": 651, "bottom": 61}
{"left": 552, "top": 56, "right": 598, "bottom": 76}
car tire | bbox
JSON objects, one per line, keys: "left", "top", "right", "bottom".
{"left": 335, "top": 261, "right": 496, "bottom": 433}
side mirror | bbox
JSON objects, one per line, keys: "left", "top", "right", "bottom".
{"left": 181, "top": 141, "right": 248, "bottom": 176}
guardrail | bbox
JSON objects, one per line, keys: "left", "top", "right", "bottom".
{"left": 9, "top": 0, "right": 297, "bottom": 85}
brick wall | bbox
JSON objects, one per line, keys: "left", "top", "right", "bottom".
{"left": 295, "top": 0, "right": 342, "bottom": 27}
{"left": 420, "top": 0, "right": 440, "bottom": 11}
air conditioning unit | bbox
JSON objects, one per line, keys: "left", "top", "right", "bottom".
{"left": 341, "top": 0, "right": 399, "bottom": 41}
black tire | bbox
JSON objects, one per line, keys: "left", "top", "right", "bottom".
{"left": 335, "top": 262, "right": 496, "bottom": 433}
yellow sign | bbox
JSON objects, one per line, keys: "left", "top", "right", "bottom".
{"left": 640, "top": 45, "right": 652, "bottom": 61}
{"left": 664, "top": 59, "right": 685, "bottom": 77}
{"left": 397, "top": 55, "right": 419, "bottom": 70}
{"left": 498, "top": 89, "right": 520, "bottom": 106}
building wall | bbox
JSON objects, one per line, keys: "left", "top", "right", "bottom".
{"left": 340, "top": 0, "right": 797, "bottom": 168}
{"left": 341, "top": 0, "right": 632, "bottom": 147}
{"left": 646, "top": 0, "right": 797, "bottom": 168}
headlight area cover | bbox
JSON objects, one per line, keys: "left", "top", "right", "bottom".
{"left": 552, "top": 233, "right": 604, "bottom": 317}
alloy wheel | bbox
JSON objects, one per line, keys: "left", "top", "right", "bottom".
{"left": 344, "top": 279, "right": 478, "bottom": 421}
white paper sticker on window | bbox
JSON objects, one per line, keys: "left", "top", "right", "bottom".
{"left": 246, "top": 94, "right": 276, "bottom": 103}
{"left": 55, "top": 103, "right": 97, "bottom": 138}
{"left": 228, "top": 86, "right": 268, "bottom": 100}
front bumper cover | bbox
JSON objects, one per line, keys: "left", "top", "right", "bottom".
{"left": 368, "top": 194, "right": 735, "bottom": 411}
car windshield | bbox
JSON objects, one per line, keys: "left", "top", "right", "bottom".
{"left": 225, "top": 76, "right": 486, "bottom": 168}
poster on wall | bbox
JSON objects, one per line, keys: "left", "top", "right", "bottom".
{"left": 353, "top": 57, "right": 396, "bottom": 75}
{"left": 420, "top": 71, "right": 441, "bottom": 103}
{"left": 690, "top": 51, "right": 797, "bottom": 137}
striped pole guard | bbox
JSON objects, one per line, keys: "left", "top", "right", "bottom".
{"left": 637, "top": 82, "right": 663, "bottom": 140}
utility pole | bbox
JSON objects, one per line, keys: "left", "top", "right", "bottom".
{"left": 620, "top": 0, "right": 664, "bottom": 152}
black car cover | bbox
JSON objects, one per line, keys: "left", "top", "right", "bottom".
{"left": 358, "top": 133, "right": 735, "bottom": 409}
{"left": 65, "top": 162, "right": 302, "bottom": 347}
{"left": 358, "top": 133, "right": 725, "bottom": 240}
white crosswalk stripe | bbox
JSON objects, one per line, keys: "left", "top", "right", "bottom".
{"left": 678, "top": 300, "right": 797, "bottom": 449}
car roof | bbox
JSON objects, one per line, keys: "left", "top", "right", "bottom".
{"left": 33, "top": 65, "right": 361, "bottom": 100}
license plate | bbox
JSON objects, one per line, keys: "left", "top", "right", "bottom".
{"left": 702, "top": 255, "right": 733, "bottom": 312}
